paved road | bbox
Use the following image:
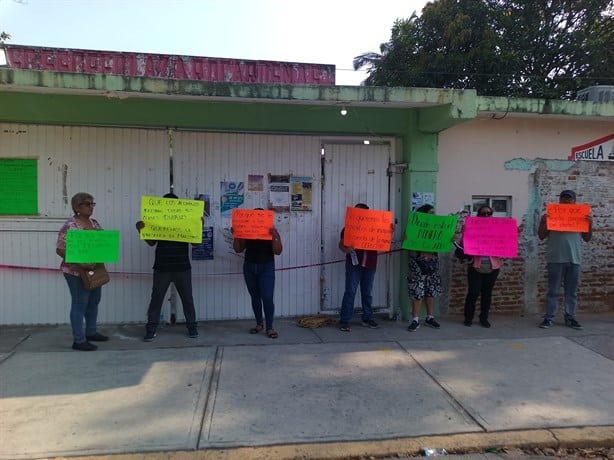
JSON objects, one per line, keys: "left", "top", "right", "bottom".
{"left": 1, "top": 313, "right": 612, "bottom": 460}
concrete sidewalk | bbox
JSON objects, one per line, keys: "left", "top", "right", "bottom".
{"left": 0, "top": 313, "right": 613, "bottom": 460}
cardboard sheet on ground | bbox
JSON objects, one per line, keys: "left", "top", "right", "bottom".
{"left": 402, "top": 212, "right": 457, "bottom": 252}
{"left": 232, "top": 209, "right": 274, "bottom": 240}
{"left": 140, "top": 196, "right": 204, "bottom": 243}
{"left": 463, "top": 217, "right": 518, "bottom": 257}
{"left": 65, "top": 229, "right": 120, "bottom": 263}
{"left": 343, "top": 207, "right": 393, "bottom": 251}
{"left": 546, "top": 203, "right": 590, "bottom": 232}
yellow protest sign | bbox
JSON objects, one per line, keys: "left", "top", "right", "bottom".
{"left": 140, "top": 196, "right": 204, "bottom": 243}
{"left": 232, "top": 209, "right": 274, "bottom": 240}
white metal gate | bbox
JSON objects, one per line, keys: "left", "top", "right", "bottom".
{"left": 0, "top": 124, "right": 323, "bottom": 324}
{"left": 320, "top": 142, "right": 391, "bottom": 312}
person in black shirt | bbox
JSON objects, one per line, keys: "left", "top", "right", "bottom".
{"left": 136, "top": 193, "right": 199, "bottom": 342}
{"left": 232, "top": 213, "right": 283, "bottom": 339}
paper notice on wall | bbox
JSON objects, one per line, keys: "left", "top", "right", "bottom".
{"left": 290, "top": 176, "right": 313, "bottom": 211}
{"left": 220, "top": 181, "right": 244, "bottom": 218}
{"left": 268, "top": 174, "right": 290, "bottom": 211}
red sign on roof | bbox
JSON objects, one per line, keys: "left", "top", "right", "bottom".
{"left": 568, "top": 134, "right": 614, "bottom": 162}
{"left": 3, "top": 44, "right": 335, "bottom": 86}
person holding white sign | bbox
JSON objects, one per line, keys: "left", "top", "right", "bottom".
{"left": 538, "top": 189, "right": 592, "bottom": 330}
{"left": 56, "top": 192, "right": 109, "bottom": 351}
{"left": 462, "top": 205, "right": 501, "bottom": 328}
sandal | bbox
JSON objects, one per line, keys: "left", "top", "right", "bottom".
{"left": 249, "top": 324, "right": 264, "bottom": 334}
{"left": 266, "top": 329, "right": 279, "bottom": 339}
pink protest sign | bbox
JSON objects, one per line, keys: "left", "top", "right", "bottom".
{"left": 463, "top": 217, "right": 518, "bottom": 258}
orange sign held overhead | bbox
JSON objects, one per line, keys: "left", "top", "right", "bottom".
{"left": 232, "top": 209, "right": 274, "bottom": 240}
{"left": 343, "top": 207, "right": 393, "bottom": 251}
{"left": 546, "top": 203, "right": 591, "bottom": 232}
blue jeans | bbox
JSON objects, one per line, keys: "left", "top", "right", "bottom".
{"left": 64, "top": 273, "right": 102, "bottom": 343}
{"left": 340, "top": 261, "right": 376, "bottom": 324}
{"left": 146, "top": 270, "right": 197, "bottom": 333}
{"left": 243, "top": 261, "right": 275, "bottom": 330}
{"left": 545, "top": 262, "right": 580, "bottom": 320}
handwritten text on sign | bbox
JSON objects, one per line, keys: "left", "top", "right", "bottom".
{"left": 463, "top": 217, "right": 518, "bottom": 257}
{"left": 402, "top": 212, "right": 457, "bottom": 252}
{"left": 232, "top": 209, "right": 274, "bottom": 240}
{"left": 140, "top": 196, "right": 204, "bottom": 243}
{"left": 65, "top": 230, "right": 120, "bottom": 263}
{"left": 546, "top": 203, "right": 590, "bottom": 232}
{"left": 343, "top": 207, "right": 393, "bottom": 251}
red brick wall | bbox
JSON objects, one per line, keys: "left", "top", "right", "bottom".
{"left": 443, "top": 160, "right": 613, "bottom": 317}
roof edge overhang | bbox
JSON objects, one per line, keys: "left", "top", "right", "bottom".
{"left": 1, "top": 68, "right": 473, "bottom": 110}
{"left": 476, "top": 95, "right": 614, "bottom": 121}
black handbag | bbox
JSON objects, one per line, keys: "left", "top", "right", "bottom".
{"left": 453, "top": 241, "right": 472, "bottom": 261}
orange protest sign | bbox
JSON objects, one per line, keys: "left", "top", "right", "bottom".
{"left": 232, "top": 209, "right": 274, "bottom": 240}
{"left": 343, "top": 207, "right": 393, "bottom": 251}
{"left": 546, "top": 203, "right": 590, "bottom": 232}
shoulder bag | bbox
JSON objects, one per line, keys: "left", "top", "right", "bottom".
{"left": 78, "top": 264, "right": 110, "bottom": 290}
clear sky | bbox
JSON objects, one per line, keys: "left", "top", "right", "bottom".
{"left": 0, "top": 0, "right": 430, "bottom": 85}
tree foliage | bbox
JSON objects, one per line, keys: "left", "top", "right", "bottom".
{"left": 354, "top": 0, "right": 614, "bottom": 99}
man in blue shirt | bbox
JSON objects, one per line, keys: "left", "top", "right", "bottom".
{"left": 538, "top": 190, "right": 592, "bottom": 330}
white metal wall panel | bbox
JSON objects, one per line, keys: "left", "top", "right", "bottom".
{"left": 172, "top": 131, "right": 322, "bottom": 321}
{"left": 321, "top": 143, "right": 392, "bottom": 313}
{"left": 2, "top": 123, "right": 399, "bottom": 325}
{"left": 0, "top": 123, "right": 168, "bottom": 324}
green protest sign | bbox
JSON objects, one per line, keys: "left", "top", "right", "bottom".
{"left": 65, "top": 230, "right": 120, "bottom": 263}
{"left": 0, "top": 159, "right": 38, "bottom": 215}
{"left": 402, "top": 212, "right": 457, "bottom": 252}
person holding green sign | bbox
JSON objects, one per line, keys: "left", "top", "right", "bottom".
{"left": 56, "top": 192, "right": 109, "bottom": 351}
{"left": 137, "top": 193, "right": 200, "bottom": 342}
{"left": 406, "top": 204, "right": 442, "bottom": 332}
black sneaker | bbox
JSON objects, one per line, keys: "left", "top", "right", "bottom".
{"left": 463, "top": 320, "right": 472, "bottom": 327}
{"left": 425, "top": 317, "right": 441, "bottom": 329}
{"left": 143, "top": 331, "right": 156, "bottom": 342}
{"left": 188, "top": 327, "right": 199, "bottom": 338}
{"left": 407, "top": 320, "right": 420, "bottom": 332}
{"left": 361, "top": 319, "right": 379, "bottom": 329}
{"left": 72, "top": 341, "right": 97, "bottom": 351}
{"left": 539, "top": 318, "right": 553, "bottom": 329}
{"left": 479, "top": 318, "right": 491, "bottom": 328}
{"left": 339, "top": 323, "right": 351, "bottom": 332}
{"left": 86, "top": 332, "right": 109, "bottom": 342}
{"left": 565, "top": 317, "right": 583, "bottom": 330}
{"left": 170, "top": 313, "right": 177, "bottom": 325}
